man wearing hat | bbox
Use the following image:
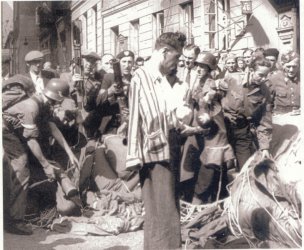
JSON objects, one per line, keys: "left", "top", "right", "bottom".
{"left": 268, "top": 50, "right": 300, "bottom": 114}
{"left": 3, "top": 77, "right": 79, "bottom": 235}
{"left": 24, "top": 50, "right": 46, "bottom": 94}
{"left": 224, "top": 53, "right": 237, "bottom": 77}
{"left": 95, "top": 49, "right": 135, "bottom": 136}
{"left": 263, "top": 48, "right": 280, "bottom": 76}
{"left": 71, "top": 50, "right": 102, "bottom": 139}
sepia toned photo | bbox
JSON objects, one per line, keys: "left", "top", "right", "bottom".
{"left": 1, "top": 0, "right": 302, "bottom": 249}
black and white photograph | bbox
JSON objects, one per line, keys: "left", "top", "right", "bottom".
{"left": 1, "top": 0, "right": 302, "bottom": 249}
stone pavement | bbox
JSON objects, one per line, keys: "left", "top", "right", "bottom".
{"left": 4, "top": 227, "right": 143, "bottom": 250}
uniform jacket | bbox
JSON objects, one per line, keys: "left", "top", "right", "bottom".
{"left": 222, "top": 72, "right": 272, "bottom": 150}
{"left": 268, "top": 70, "right": 300, "bottom": 112}
{"left": 3, "top": 94, "right": 52, "bottom": 141}
{"left": 82, "top": 76, "right": 102, "bottom": 112}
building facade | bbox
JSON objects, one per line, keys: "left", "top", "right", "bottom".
{"left": 5, "top": 0, "right": 300, "bottom": 73}
{"left": 71, "top": 0, "right": 299, "bottom": 59}
{"left": 7, "top": 1, "right": 72, "bottom": 74}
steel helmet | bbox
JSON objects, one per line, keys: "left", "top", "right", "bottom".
{"left": 195, "top": 52, "right": 217, "bottom": 70}
{"left": 43, "top": 78, "right": 69, "bottom": 102}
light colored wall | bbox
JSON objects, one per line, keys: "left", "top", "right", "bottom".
{"left": 103, "top": 0, "right": 202, "bottom": 57}
{"left": 228, "top": 0, "right": 280, "bottom": 54}
{"left": 70, "top": 0, "right": 299, "bottom": 58}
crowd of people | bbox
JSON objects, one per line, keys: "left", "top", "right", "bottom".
{"left": 2, "top": 31, "right": 301, "bottom": 249}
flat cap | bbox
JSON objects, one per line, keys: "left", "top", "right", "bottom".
{"left": 116, "top": 50, "right": 135, "bottom": 60}
{"left": 263, "top": 48, "right": 279, "bottom": 59}
{"left": 25, "top": 50, "right": 44, "bottom": 62}
{"left": 82, "top": 51, "right": 101, "bottom": 60}
{"left": 2, "top": 74, "right": 34, "bottom": 91}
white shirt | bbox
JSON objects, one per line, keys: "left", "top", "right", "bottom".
{"left": 30, "top": 71, "right": 44, "bottom": 94}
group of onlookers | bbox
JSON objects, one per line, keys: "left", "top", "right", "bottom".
{"left": 2, "top": 30, "right": 300, "bottom": 250}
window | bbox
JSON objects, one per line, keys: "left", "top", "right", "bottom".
{"left": 181, "top": 2, "right": 194, "bottom": 44}
{"left": 153, "top": 11, "right": 164, "bottom": 42}
{"left": 130, "top": 19, "right": 139, "bottom": 55}
{"left": 111, "top": 26, "right": 119, "bottom": 55}
{"left": 92, "top": 5, "right": 97, "bottom": 52}
{"left": 204, "top": 0, "right": 227, "bottom": 50}
{"left": 79, "top": 13, "right": 87, "bottom": 50}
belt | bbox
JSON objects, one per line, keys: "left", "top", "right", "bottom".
{"left": 274, "top": 105, "right": 300, "bottom": 114}
{"left": 227, "top": 117, "right": 249, "bottom": 129}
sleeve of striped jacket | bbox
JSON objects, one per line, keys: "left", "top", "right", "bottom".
{"left": 126, "top": 73, "right": 143, "bottom": 170}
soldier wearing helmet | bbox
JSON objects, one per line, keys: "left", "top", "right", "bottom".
{"left": 3, "top": 77, "right": 79, "bottom": 235}
{"left": 192, "top": 77, "right": 235, "bottom": 204}
{"left": 178, "top": 51, "right": 218, "bottom": 201}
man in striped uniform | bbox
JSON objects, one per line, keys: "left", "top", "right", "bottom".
{"left": 126, "top": 32, "right": 187, "bottom": 250}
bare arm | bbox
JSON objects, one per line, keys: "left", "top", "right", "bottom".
{"left": 27, "top": 138, "right": 58, "bottom": 179}
{"left": 27, "top": 138, "right": 49, "bottom": 168}
{"left": 48, "top": 121, "right": 79, "bottom": 167}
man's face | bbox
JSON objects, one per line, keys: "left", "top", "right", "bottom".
{"left": 225, "top": 59, "right": 236, "bottom": 73}
{"left": 196, "top": 63, "right": 209, "bottom": 79}
{"left": 43, "top": 62, "right": 52, "bottom": 69}
{"left": 252, "top": 65, "right": 270, "bottom": 84}
{"left": 161, "top": 48, "right": 181, "bottom": 75}
{"left": 183, "top": 49, "right": 197, "bottom": 70}
{"left": 243, "top": 51, "right": 253, "bottom": 66}
{"left": 27, "top": 60, "right": 43, "bottom": 75}
{"left": 120, "top": 56, "right": 134, "bottom": 76}
{"left": 283, "top": 59, "right": 299, "bottom": 79}
{"left": 44, "top": 96, "right": 61, "bottom": 108}
{"left": 237, "top": 60, "right": 244, "bottom": 69}
{"left": 83, "top": 57, "right": 97, "bottom": 75}
{"left": 136, "top": 60, "right": 144, "bottom": 67}
{"left": 265, "top": 56, "right": 277, "bottom": 70}
{"left": 101, "top": 54, "right": 114, "bottom": 73}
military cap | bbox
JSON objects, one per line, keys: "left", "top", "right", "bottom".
{"left": 280, "top": 50, "right": 299, "bottom": 64}
{"left": 225, "top": 53, "right": 237, "bottom": 62}
{"left": 25, "top": 50, "right": 44, "bottom": 62}
{"left": 116, "top": 50, "right": 135, "bottom": 60}
{"left": 82, "top": 51, "right": 101, "bottom": 60}
{"left": 263, "top": 48, "right": 279, "bottom": 59}
{"left": 2, "top": 74, "right": 34, "bottom": 91}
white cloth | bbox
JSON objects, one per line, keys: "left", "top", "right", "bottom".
{"left": 30, "top": 71, "right": 44, "bottom": 94}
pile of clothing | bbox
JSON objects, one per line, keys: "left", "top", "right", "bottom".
{"left": 51, "top": 189, "right": 144, "bottom": 236}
